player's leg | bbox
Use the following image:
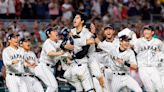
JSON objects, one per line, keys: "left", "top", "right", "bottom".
{"left": 35, "top": 63, "right": 58, "bottom": 92}
{"left": 151, "top": 68, "right": 163, "bottom": 92}
{"left": 32, "top": 78, "right": 44, "bottom": 92}
{"left": 160, "top": 75, "right": 164, "bottom": 88}
{"left": 92, "top": 77, "right": 103, "bottom": 92}
{"left": 75, "top": 64, "right": 94, "bottom": 92}
{"left": 89, "top": 60, "right": 105, "bottom": 87}
{"left": 23, "top": 76, "right": 35, "bottom": 92}
{"left": 6, "top": 75, "right": 19, "bottom": 92}
{"left": 19, "top": 77, "right": 29, "bottom": 92}
{"left": 64, "top": 65, "right": 84, "bottom": 91}
{"left": 111, "top": 75, "right": 122, "bottom": 92}
{"left": 104, "top": 68, "right": 113, "bottom": 92}
{"left": 125, "top": 75, "right": 142, "bottom": 92}
{"left": 138, "top": 67, "right": 155, "bottom": 92}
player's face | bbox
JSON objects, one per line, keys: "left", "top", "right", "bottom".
{"left": 143, "top": 29, "right": 154, "bottom": 39}
{"left": 73, "top": 15, "right": 83, "bottom": 27}
{"left": 22, "top": 41, "right": 31, "bottom": 51}
{"left": 121, "top": 40, "right": 130, "bottom": 49}
{"left": 9, "top": 36, "right": 19, "bottom": 46}
{"left": 49, "top": 31, "right": 59, "bottom": 41}
{"left": 104, "top": 29, "right": 115, "bottom": 39}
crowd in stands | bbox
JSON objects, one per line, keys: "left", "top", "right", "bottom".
{"left": 0, "top": 0, "right": 164, "bottom": 21}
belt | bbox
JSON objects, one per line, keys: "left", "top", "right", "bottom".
{"left": 24, "top": 74, "right": 36, "bottom": 77}
{"left": 113, "top": 72, "right": 126, "bottom": 76}
{"left": 9, "top": 73, "right": 23, "bottom": 77}
{"left": 46, "top": 63, "right": 55, "bottom": 68}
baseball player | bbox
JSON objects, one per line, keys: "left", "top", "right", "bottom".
{"left": 134, "top": 25, "right": 164, "bottom": 92}
{"left": 2, "top": 32, "right": 28, "bottom": 92}
{"left": 36, "top": 26, "right": 64, "bottom": 92}
{"left": 19, "top": 38, "right": 44, "bottom": 92}
{"left": 85, "top": 23, "right": 105, "bottom": 92}
{"left": 63, "top": 12, "right": 95, "bottom": 92}
{"left": 110, "top": 35, "right": 142, "bottom": 92}
{"left": 95, "top": 25, "right": 120, "bottom": 92}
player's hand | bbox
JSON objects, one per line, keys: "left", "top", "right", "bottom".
{"left": 12, "top": 60, "right": 19, "bottom": 65}
{"left": 95, "top": 37, "right": 101, "bottom": 44}
{"left": 31, "top": 64, "right": 37, "bottom": 68}
{"left": 64, "top": 44, "right": 74, "bottom": 50}
{"left": 60, "top": 50, "right": 64, "bottom": 55}
{"left": 67, "top": 53, "right": 72, "bottom": 60}
{"left": 66, "top": 58, "right": 72, "bottom": 65}
{"left": 86, "top": 38, "right": 95, "bottom": 45}
{"left": 98, "top": 75, "right": 105, "bottom": 88}
{"left": 116, "top": 58, "right": 124, "bottom": 64}
{"left": 69, "top": 32, "right": 73, "bottom": 37}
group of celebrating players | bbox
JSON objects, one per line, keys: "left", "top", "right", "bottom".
{"left": 2, "top": 12, "right": 164, "bottom": 92}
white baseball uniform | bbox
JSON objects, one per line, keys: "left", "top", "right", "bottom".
{"left": 64, "top": 27, "right": 94, "bottom": 92}
{"left": 97, "top": 39, "right": 119, "bottom": 92}
{"left": 134, "top": 37, "right": 164, "bottom": 92}
{"left": 23, "top": 50, "right": 44, "bottom": 92}
{"left": 2, "top": 47, "right": 28, "bottom": 92}
{"left": 110, "top": 47, "right": 142, "bottom": 92}
{"left": 36, "top": 39, "right": 62, "bottom": 92}
{"left": 155, "top": 52, "right": 164, "bottom": 88}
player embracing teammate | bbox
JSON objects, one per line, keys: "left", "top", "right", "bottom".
{"left": 2, "top": 14, "right": 164, "bottom": 92}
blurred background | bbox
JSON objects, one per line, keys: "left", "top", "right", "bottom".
{"left": 0, "top": 0, "right": 164, "bottom": 91}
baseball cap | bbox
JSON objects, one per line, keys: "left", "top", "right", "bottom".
{"left": 119, "top": 35, "right": 131, "bottom": 41}
{"left": 7, "top": 32, "right": 19, "bottom": 40}
{"left": 104, "top": 24, "right": 114, "bottom": 30}
{"left": 19, "top": 38, "right": 31, "bottom": 44}
{"left": 45, "top": 25, "right": 59, "bottom": 36}
{"left": 143, "top": 25, "right": 154, "bottom": 31}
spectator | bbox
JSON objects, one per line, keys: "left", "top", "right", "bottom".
{"left": 121, "top": 3, "right": 128, "bottom": 20}
{"left": 140, "top": 2, "right": 151, "bottom": 20}
{"left": 100, "top": 0, "right": 109, "bottom": 17}
{"left": 21, "top": 0, "right": 36, "bottom": 19}
{"left": 128, "top": 0, "right": 139, "bottom": 17}
{"left": 91, "top": 0, "right": 101, "bottom": 17}
{"left": 15, "top": 0, "right": 23, "bottom": 19}
{"left": 35, "top": 0, "right": 47, "bottom": 19}
{"left": 7, "top": 0, "right": 16, "bottom": 19}
{"left": 39, "top": 23, "right": 47, "bottom": 42}
{"left": 18, "top": 24, "right": 30, "bottom": 38}
{"left": 78, "top": 1, "right": 85, "bottom": 12}
{"left": 61, "top": 0, "right": 74, "bottom": 20}
{"left": 84, "top": 0, "right": 91, "bottom": 17}
{"left": 48, "top": 0, "right": 60, "bottom": 20}
{"left": 0, "top": 0, "right": 8, "bottom": 19}
{"left": 10, "top": 20, "right": 20, "bottom": 32}
{"left": 33, "top": 20, "right": 41, "bottom": 42}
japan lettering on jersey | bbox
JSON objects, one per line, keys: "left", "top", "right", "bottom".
{"left": 2, "top": 47, "right": 25, "bottom": 73}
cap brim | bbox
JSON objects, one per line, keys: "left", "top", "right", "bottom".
{"left": 143, "top": 27, "right": 153, "bottom": 31}
{"left": 104, "top": 26, "right": 114, "bottom": 30}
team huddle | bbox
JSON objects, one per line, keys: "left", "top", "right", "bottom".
{"left": 2, "top": 12, "right": 164, "bottom": 92}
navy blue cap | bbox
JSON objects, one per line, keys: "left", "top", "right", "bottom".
{"left": 19, "top": 38, "right": 31, "bottom": 44}
{"left": 45, "top": 25, "right": 59, "bottom": 36}
{"left": 119, "top": 35, "right": 131, "bottom": 41}
{"left": 143, "top": 25, "right": 154, "bottom": 31}
{"left": 7, "top": 33, "right": 19, "bottom": 40}
{"left": 104, "top": 24, "right": 114, "bottom": 30}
